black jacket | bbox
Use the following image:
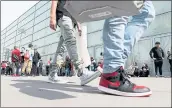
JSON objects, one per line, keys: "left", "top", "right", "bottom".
{"left": 33, "top": 52, "right": 41, "bottom": 64}
{"left": 56, "top": 0, "right": 77, "bottom": 27}
{"left": 149, "top": 47, "right": 164, "bottom": 60}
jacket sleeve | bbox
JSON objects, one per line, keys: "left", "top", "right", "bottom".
{"left": 38, "top": 53, "right": 41, "bottom": 60}
{"left": 149, "top": 48, "right": 153, "bottom": 58}
{"left": 161, "top": 48, "right": 165, "bottom": 58}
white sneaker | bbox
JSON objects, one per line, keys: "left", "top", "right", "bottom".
{"left": 80, "top": 68, "right": 101, "bottom": 86}
{"left": 48, "top": 70, "right": 68, "bottom": 84}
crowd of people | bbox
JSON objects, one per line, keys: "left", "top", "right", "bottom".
{"left": 1, "top": 43, "right": 103, "bottom": 77}
{"left": 1, "top": 44, "right": 42, "bottom": 77}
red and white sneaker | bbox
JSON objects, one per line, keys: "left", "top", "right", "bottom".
{"left": 12, "top": 74, "right": 16, "bottom": 77}
{"left": 98, "top": 67, "right": 152, "bottom": 97}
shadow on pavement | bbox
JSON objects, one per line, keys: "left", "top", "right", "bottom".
{"left": 10, "top": 79, "right": 101, "bottom": 100}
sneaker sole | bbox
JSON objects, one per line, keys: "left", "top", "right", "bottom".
{"left": 98, "top": 85, "right": 152, "bottom": 97}
{"left": 81, "top": 71, "right": 101, "bottom": 86}
{"left": 47, "top": 77, "right": 68, "bottom": 84}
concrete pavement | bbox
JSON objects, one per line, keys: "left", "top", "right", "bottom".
{"left": 1, "top": 76, "right": 171, "bottom": 107}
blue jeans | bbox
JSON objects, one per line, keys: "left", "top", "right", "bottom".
{"left": 65, "top": 68, "right": 70, "bottom": 77}
{"left": 103, "top": 1, "right": 155, "bottom": 73}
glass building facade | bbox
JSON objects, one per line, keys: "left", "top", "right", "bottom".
{"left": 1, "top": 1, "right": 171, "bottom": 76}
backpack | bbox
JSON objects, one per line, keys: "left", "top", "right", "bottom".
{"left": 24, "top": 51, "right": 30, "bottom": 60}
{"left": 64, "top": 1, "right": 143, "bottom": 23}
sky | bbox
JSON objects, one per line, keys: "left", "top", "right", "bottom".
{"left": 1, "top": 1, "right": 38, "bottom": 31}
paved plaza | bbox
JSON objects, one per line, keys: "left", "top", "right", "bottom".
{"left": 1, "top": 76, "right": 171, "bottom": 107}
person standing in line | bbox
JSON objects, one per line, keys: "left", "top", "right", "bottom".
{"left": 149, "top": 42, "right": 165, "bottom": 77}
{"left": 1, "top": 61, "right": 7, "bottom": 75}
{"left": 64, "top": 56, "right": 72, "bottom": 77}
{"left": 49, "top": 0, "right": 101, "bottom": 85}
{"left": 167, "top": 48, "right": 172, "bottom": 77}
{"left": 31, "top": 48, "right": 41, "bottom": 76}
{"left": 98, "top": 1, "right": 155, "bottom": 96}
{"left": 11, "top": 46, "right": 21, "bottom": 76}
{"left": 21, "top": 44, "right": 34, "bottom": 76}
{"left": 20, "top": 47, "right": 25, "bottom": 71}
{"left": 38, "top": 60, "right": 43, "bottom": 76}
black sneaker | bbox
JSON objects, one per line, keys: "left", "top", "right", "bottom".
{"left": 98, "top": 67, "right": 152, "bottom": 97}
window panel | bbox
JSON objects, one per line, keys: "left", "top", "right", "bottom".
{"left": 15, "top": 41, "right": 21, "bottom": 48}
{"left": 144, "top": 12, "right": 171, "bottom": 36}
{"left": 34, "top": 20, "right": 47, "bottom": 32}
{"left": 1, "top": 29, "right": 6, "bottom": 36}
{"left": 36, "top": 1, "right": 49, "bottom": 10}
{"left": 44, "top": 42, "right": 58, "bottom": 55}
{"left": 37, "top": 47, "right": 46, "bottom": 56}
{"left": 18, "top": 13, "right": 34, "bottom": 28}
{"left": 5, "top": 37, "right": 15, "bottom": 47}
{"left": 6, "top": 25, "right": 17, "bottom": 36}
{"left": 153, "top": 1, "right": 171, "bottom": 15}
{"left": 18, "top": 6, "right": 35, "bottom": 22}
{"left": 88, "top": 47, "right": 94, "bottom": 58}
{"left": 35, "top": 2, "right": 48, "bottom": 17}
{"left": 20, "top": 27, "right": 33, "bottom": 38}
{"left": 21, "top": 35, "right": 32, "bottom": 46}
{"left": 44, "top": 32, "right": 60, "bottom": 46}
{"left": 6, "top": 19, "right": 18, "bottom": 31}
{"left": 35, "top": 11, "right": 48, "bottom": 25}
{"left": 87, "top": 31, "right": 103, "bottom": 47}
{"left": 5, "top": 31, "right": 16, "bottom": 42}
{"left": 87, "top": 20, "right": 104, "bottom": 33}
{"left": 33, "top": 27, "right": 46, "bottom": 41}
{"left": 33, "top": 37, "right": 45, "bottom": 48}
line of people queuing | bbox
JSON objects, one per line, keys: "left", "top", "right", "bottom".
{"left": 1, "top": 44, "right": 42, "bottom": 77}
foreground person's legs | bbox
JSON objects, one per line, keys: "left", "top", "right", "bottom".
{"left": 49, "top": 16, "right": 101, "bottom": 85}
{"left": 123, "top": 1, "right": 155, "bottom": 60}
{"left": 48, "top": 35, "right": 65, "bottom": 82}
{"left": 98, "top": 1, "right": 155, "bottom": 97}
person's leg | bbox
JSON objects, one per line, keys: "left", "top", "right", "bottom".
{"left": 22, "top": 60, "right": 28, "bottom": 75}
{"left": 57, "top": 16, "right": 101, "bottom": 85}
{"left": 99, "top": 1, "right": 155, "bottom": 97}
{"left": 15, "top": 62, "right": 20, "bottom": 76}
{"left": 158, "top": 61, "right": 163, "bottom": 76}
{"left": 26, "top": 60, "right": 32, "bottom": 76}
{"left": 123, "top": 1, "right": 155, "bottom": 60}
{"left": 48, "top": 35, "right": 65, "bottom": 79}
{"left": 169, "top": 60, "right": 172, "bottom": 76}
{"left": 154, "top": 62, "right": 158, "bottom": 76}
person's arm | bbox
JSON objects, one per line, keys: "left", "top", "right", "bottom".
{"left": 149, "top": 48, "right": 154, "bottom": 59}
{"left": 50, "top": 0, "right": 58, "bottom": 31}
{"left": 161, "top": 48, "right": 165, "bottom": 59}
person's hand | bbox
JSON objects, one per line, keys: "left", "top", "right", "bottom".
{"left": 50, "top": 16, "right": 56, "bottom": 31}
{"left": 77, "top": 22, "right": 82, "bottom": 36}
{"left": 152, "top": 58, "right": 156, "bottom": 60}
{"left": 162, "top": 57, "right": 164, "bottom": 60}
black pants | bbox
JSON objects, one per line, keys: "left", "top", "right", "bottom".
{"left": 31, "top": 63, "right": 38, "bottom": 76}
{"left": 38, "top": 67, "right": 42, "bottom": 75}
{"left": 154, "top": 60, "right": 163, "bottom": 76}
{"left": 1, "top": 68, "right": 6, "bottom": 75}
{"left": 169, "top": 59, "right": 172, "bottom": 75}
{"left": 6, "top": 66, "right": 12, "bottom": 75}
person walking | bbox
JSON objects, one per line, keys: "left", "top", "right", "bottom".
{"left": 150, "top": 42, "right": 165, "bottom": 77}
{"left": 49, "top": 0, "right": 101, "bottom": 85}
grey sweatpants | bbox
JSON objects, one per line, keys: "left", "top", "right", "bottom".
{"left": 58, "top": 15, "right": 79, "bottom": 63}
{"left": 49, "top": 16, "right": 81, "bottom": 78}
